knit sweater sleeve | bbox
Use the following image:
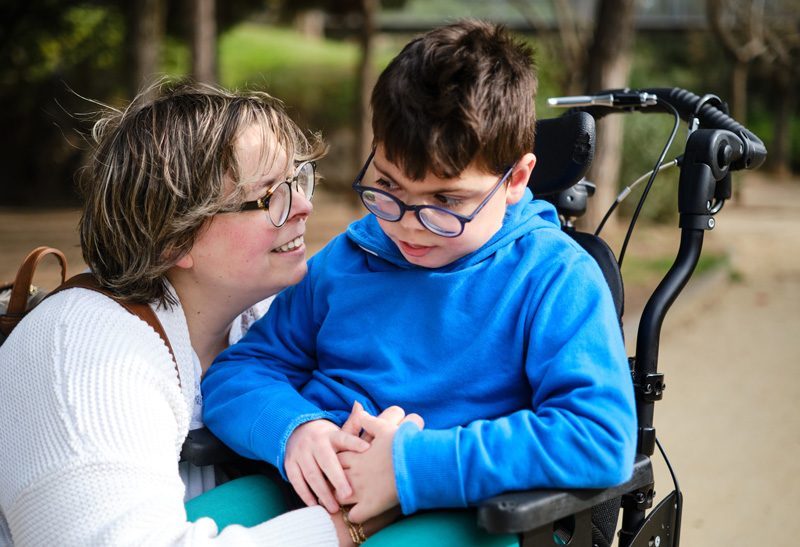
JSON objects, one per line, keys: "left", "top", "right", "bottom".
{"left": 0, "top": 290, "right": 336, "bottom": 547}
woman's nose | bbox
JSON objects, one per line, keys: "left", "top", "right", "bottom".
{"left": 288, "top": 187, "right": 313, "bottom": 220}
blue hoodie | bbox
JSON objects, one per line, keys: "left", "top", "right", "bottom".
{"left": 203, "top": 190, "right": 636, "bottom": 514}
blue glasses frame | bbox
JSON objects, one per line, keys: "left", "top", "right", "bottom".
{"left": 352, "top": 149, "right": 515, "bottom": 238}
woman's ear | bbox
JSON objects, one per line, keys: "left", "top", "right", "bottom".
{"left": 170, "top": 250, "right": 194, "bottom": 269}
{"left": 505, "top": 152, "right": 536, "bottom": 205}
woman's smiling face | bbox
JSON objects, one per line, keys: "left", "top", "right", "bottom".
{"left": 180, "top": 124, "right": 313, "bottom": 305}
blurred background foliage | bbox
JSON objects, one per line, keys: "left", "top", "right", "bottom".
{"left": 1, "top": 0, "right": 798, "bottom": 232}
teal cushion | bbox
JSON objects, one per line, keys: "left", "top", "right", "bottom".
{"left": 185, "top": 475, "right": 289, "bottom": 530}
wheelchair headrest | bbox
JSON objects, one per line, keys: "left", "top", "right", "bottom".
{"left": 529, "top": 112, "right": 595, "bottom": 197}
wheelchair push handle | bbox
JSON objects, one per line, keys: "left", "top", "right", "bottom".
{"left": 640, "top": 87, "right": 766, "bottom": 172}
{"left": 549, "top": 86, "right": 767, "bottom": 173}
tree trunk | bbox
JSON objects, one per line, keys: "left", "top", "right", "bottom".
{"left": 125, "top": 0, "right": 166, "bottom": 98}
{"left": 769, "top": 72, "right": 794, "bottom": 176}
{"left": 355, "top": 0, "right": 378, "bottom": 165}
{"left": 189, "top": 0, "right": 217, "bottom": 85}
{"left": 581, "top": 0, "right": 636, "bottom": 233}
{"left": 731, "top": 59, "right": 748, "bottom": 126}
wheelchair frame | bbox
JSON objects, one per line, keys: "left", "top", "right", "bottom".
{"left": 477, "top": 87, "right": 767, "bottom": 547}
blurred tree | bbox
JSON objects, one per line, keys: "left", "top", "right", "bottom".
{"left": 706, "top": 0, "right": 768, "bottom": 125}
{"left": 188, "top": 0, "right": 217, "bottom": 84}
{"left": 356, "top": 0, "right": 379, "bottom": 162}
{"left": 0, "top": 0, "right": 270, "bottom": 205}
{"left": 509, "top": 0, "right": 592, "bottom": 95}
{"left": 275, "top": 0, "right": 407, "bottom": 169}
{"left": 0, "top": 0, "right": 126, "bottom": 205}
{"left": 708, "top": 0, "right": 800, "bottom": 174}
{"left": 760, "top": 13, "right": 800, "bottom": 175}
{"left": 124, "top": 0, "right": 167, "bottom": 97}
{"left": 512, "top": 0, "right": 636, "bottom": 232}
{"left": 584, "top": 0, "right": 636, "bottom": 232}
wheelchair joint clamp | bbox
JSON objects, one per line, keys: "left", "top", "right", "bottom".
{"left": 638, "top": 427, "right": 657, "bottom": 456}
{"left": 640, "top": 372, "right": 665, "bottom": 402}
{"left": 631, "top": 371, "right": 666, "bottom": 402}
{"left": 679, "top": 214, "right": 715, "bottom": 230}
{"left": 622, "top": 484, "right": 655, "bottom": 511}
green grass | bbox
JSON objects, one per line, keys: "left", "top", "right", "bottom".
{"left": 162, "top": 22, "right": 405, "bottom": 130}
{"left": 218, "top": 24, "right": 361, "bottom": 85}
{"left": 621, "top": 251, "right": 728, "bottom": 287}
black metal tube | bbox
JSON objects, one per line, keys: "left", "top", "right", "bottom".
{"left": 634, "top": 228, "right": 704, "bottom": 441}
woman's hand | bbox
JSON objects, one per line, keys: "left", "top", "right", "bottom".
{"left": 284, "top": 419, "right": 370, "bottom": 513}
{"left": 337, "top": 404, "right": 424, "bottom": 524}
{"left": 331, "top": 505, "right": 404, "bottom": 546}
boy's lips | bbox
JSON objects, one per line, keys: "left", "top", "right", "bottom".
{"left": 398, "top": 240, "right": 434, "bottom": 257}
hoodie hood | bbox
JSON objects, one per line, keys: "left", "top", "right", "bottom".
{"left": 346, "top": 188, "right": 561, "bottom": 272}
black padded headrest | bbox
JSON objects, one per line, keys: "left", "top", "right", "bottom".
{"left": 529, "top": 112, "right": 596, "bottom": 197}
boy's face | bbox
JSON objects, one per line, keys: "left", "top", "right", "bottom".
{"left": 367, "top": 145, "right": 534, "bottom": 268}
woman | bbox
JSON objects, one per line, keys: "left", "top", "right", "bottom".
{"left": 0, "top": 81, "right": 384, "bottom": 545}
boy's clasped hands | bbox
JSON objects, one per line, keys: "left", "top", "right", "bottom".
{"left": 284, "top": 402, "right": 424, "bottom": 524}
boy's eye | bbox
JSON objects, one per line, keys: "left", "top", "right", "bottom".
{"left": 374, "top": 178, "right": 398, "bottom": 191}
{"left": 434, "top": 194, "right": 464, "bottom": 209}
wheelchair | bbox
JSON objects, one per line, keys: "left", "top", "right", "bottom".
{"left": 182, "top": 87, "right": 768, "bottom": 547}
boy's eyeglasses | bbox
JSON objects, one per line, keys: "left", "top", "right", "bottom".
{"left": 352, "top": 149, "right": 514, "bottom": 238}
{"left": 218, "top": 161, "right": 316, "bottom": 227}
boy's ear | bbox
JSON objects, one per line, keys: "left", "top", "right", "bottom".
{"left": 505, "top": 152, "right": 536, "bottom": 205}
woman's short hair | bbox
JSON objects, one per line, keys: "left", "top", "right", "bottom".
{"left": 371, "top": 19, "right": 538, "bottom": 180}
{"left": 78, "top": 80, "right": 326, "bottom": 306}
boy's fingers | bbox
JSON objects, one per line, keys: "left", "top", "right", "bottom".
{"left": 332, "top": 429, "right": 370, "bottom": 453}
{"left": 286, "top": 463, "right": 318, "bottom": 509}
{"left": 356, "top": 412, "right": 391, "bottom": 439}
{"left": 302, "top": 461, "right": 339, "bottom": 513}
{"left": 341, "top": 401, "right": 366, "bottom": 436}
{"left": 316, "top": 452, "right": 352, "bottom": 502}
{"left": 401, "top": 412, "right": 425, "bottom": 430}
{"left": 376, "top": 405, "right": 406, "bottom": 425}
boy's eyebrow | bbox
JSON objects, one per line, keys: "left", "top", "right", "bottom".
{"left": 373, "top": 159, "right": 474, "bottom": 195}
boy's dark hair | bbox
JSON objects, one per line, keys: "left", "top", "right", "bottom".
{"left": 371, "top": 19, "right": 538, "bottom": 180}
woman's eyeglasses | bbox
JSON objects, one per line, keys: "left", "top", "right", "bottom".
{"left": 219, "top": 161, "right": 316, "bottom": 227}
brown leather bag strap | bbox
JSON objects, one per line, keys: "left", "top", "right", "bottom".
{"left": 49, "top": 273, "right": 181, "bottom": 388}
{"left": 1, "top": 247, "right": 67, "bottom": 331}
{"left": 1, "top": 247, "right": 67, "bottom": 336}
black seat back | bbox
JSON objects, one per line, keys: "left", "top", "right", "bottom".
{"left": 531, "top": 113, "right": 623, "bottom": 324}
{"left": 530, "top": 112, "right": 595, "bottom": 197}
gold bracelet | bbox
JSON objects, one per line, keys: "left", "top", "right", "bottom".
{"left": 340, "top": 505, "right": 367, "bottom": 545}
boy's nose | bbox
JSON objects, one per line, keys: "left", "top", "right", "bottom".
{"left": 399, "top": 209, "right": 425, "bottom": 232}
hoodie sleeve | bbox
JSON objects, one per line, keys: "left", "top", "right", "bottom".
{"left": 391, "top": 252, "right": 637, "bottom": 513}
{"left": 202, "top": 265, "right": 339, "bottom": 478}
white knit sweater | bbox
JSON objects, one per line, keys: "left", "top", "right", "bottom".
{"left": 0, "top": 286, "right": 337, "bottom": 546}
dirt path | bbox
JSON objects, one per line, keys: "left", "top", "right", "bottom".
{"left": 2, "top": 175, "right": 799, "bottom": 544}
{"left": 629, "top": 174, "right": 800, "bottom": 546}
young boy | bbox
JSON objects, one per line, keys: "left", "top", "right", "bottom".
{"left": 203, "top": 18, "right": 636, "bottom": 538}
